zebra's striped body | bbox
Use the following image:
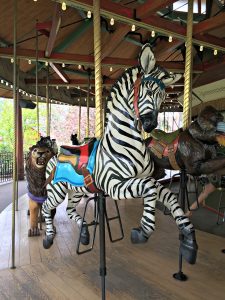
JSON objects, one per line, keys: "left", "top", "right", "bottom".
{"left": 42, "top": 45, "right": 197, "bottom": 263}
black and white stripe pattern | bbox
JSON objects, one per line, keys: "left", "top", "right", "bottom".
{"left": 42, "top": 44, "right": 192, "bottom": 239}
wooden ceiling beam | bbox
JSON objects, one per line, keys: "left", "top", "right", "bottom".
{"left": 25, "top": 78, "right": 184, "bottom": 92}
{"left": 136, "top": 0, "right": 178, "bottom": 19}
{"left": 193, "top": 12, "right": 225, "bottom": 35}
{"left": 49, "top": 62, "right": 70, "bottom": 83}
{"left": 45, "top": 3, "right": 62, "bottom": 57}
{"left": 0, "top": 47, "right": 203, "bottom": 72}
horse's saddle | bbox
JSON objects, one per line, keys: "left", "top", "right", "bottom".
{"left": 53, "top": 138, "right": 100, "bottom": 192}
{"left": 147, "top": 129, "right": 182, "bottom": 170}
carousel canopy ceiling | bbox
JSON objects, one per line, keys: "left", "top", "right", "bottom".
{"left": 0, "top": 0, "right": 225, "bottom": 112}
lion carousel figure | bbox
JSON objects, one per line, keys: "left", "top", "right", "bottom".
{"left": 25, "top": 136, "right": 57, "bottom": 236}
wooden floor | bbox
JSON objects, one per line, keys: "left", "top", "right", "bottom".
{"left": 0, "top": 194, "right": 225, "bottom": 299}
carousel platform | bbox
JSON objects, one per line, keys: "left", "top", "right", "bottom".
{"left": 0, "top": 192, "right": 224, "bottom": 299}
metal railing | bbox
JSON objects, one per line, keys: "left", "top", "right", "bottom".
{"left": 0, "top": 152, "right": 27, "bottom": 183}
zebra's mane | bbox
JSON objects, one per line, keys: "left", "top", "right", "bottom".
{"left": 104, "top": 64, "right": 169, "bottom": 128}
{"left": 104, "top": 66, "right": 138, "bottom": 128}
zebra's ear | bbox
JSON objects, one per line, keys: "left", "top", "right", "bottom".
{"left": 162, "top": 73, "right": 182, "bottom": 87}
{"left": 139, "top": 44, "right": 156, "bottom": 74}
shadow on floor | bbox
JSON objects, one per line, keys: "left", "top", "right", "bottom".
{"left": 157, "top": 180, "right": 225, "bottom": 238}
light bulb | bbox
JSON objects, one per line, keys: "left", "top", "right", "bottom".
{"left": 131, "top": 24, "right": 135, "bottom": 32}
{"left": 110, "top": 18, "right": 114, "bottom": 26}
{"left": 6, "top": 82, "right": 9, "bottom": 86}
{"left": 56, "top": 86, "right": 59, "bottom": 89}
{"left": 10, "top": 84, "right": 13, "bottom": 88}
{"left": 200, "top": 45, "right": 204, "bottom": 51}
{"left": 33, "top": 0, "right": 37, "bottom": 2}
{"left": 110, "top": 66, "right": 113, "bottom": 72}
{"left": 67, "top": 85, "right": 69, "bottom": 89}
{"left": 62, "top": 62, "right": 65, "bottom": 67}
{"left": 45, "top": 61, "right": 48, "bottom": 66}
{"left": 87, "top": 10, "right": 92, "bottom": 18}
{"left": 77, "top": 86, "right": 80, "bottom": 89}
{"left": 168, "top": 36, "right": 172, "bottom": 42}
{"left": 78, "top": 64, "right": 82, "bottom": 69}
{"left": 0, "top": 79, "right": 3, "bottom": 84}
{"left": 214, "top": 49, "right": 218, "bottom": 55}
{"left": 62, "top": 2, "right": 67, "bottom": 11}
{"left": 151, "top": 30, "right": 155, "bottom": 37}
{"left": 11, "top": 58, "right": 14, "bottom": 63}
{"left": 28, "top": 59, "right": 31, "bottom": 64}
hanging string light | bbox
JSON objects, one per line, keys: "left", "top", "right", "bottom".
{"left": 110, "top": 18, "right": 114, "bottom": 26}
{"left": 56, "top": 86, "right": 59, "bottom": 90}
{"left": 45, "top": 61, "right": 48, "bottom": 66}
{"left": 78, "top": 64, "right": 82, "bottom": 69}
{"left": 151, "top": 30, "right": 155, "bottom": 37}
{"left": 67, "top": 85, "right": 69, "bottom": 89}
{"left": 110, "top": 66, "right": 113, "bottom": 72}
{"left": 28, "top": 59, "right": 31, "bottom": 64}
{"left": 214, "top": 49, "right": 218, "bottom": 55}
{"left": 62, "top": 62, "right": 65, "bottom": 68}
{"left": 131, "top": 24, "right": 136, "bottom": 32}
{"left": 11, "top": 58, "right": 14, "bottom": 63}
{"left": 200, "top": 45, "right": 204, "bottom": 51}
{"left": 87, "top": 10, "right": 92, "bottom": 18}
{"left": 168, "top": 36, "right": 173, "bottom": 42}
{"left": 61, "top": 2, "right": 67, "bottom": 11}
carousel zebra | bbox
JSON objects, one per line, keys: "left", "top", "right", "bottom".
{"left": 42, "top": 44, "right": 198, "bottom": 264}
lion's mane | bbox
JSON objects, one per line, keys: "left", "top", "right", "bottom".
{"left": 25, "top": 145, "right": 55, "bottom": 197}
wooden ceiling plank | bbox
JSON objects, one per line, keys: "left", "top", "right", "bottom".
{"left": 61, "top": 0, "right": 225, "bottom": 51}
{"left": 136, "top": 0, "right": 178, "bottom": 19}
{"left": 193, "top": 12, "right": 225, "bottom": 35}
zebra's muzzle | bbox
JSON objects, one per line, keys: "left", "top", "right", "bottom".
{"left": 140, "top": 114, "right": 158, "bottom": 133}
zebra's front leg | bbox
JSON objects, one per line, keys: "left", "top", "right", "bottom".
{"left": 67, "top": 190, "right": 90, "bottom": 245}
{"left": 108, "top": 177, "right": 158, "bottom": 244}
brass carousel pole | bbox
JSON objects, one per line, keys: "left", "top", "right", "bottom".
{"left": 93, "top": 1, "right": 106, "bottom": 299}
{"left": 86, "top": 70, "right": 91, "bottom": 138}
{"left": 46, "top": 65, "right": 50, "bottom": 136}
{"left": 94, "top": 0, "right": 103, "bottom": 138}
{"left": 173, "top": 0, "right": 194, "bottom": 282}
{"left": 11, "top": 0, "right": 17, "bottom": 269}
{"left": 182, "top": 0, "right": 194, "bottom": 129}
{"left": 36, "top": 21, "right": 40, "bottom": 140}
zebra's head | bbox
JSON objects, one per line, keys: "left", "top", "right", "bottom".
{"left": 134, "top": 44, "right": 182, "bottom": 133}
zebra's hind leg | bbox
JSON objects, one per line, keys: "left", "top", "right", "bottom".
{"left": 42, "top": 182, "right": 67, "bottom": 249}
{"left": 154, "top": 179, "right": 198, "bottom": 264}
{"left": 67, "top": 190, "right": 90, "bottom": 245}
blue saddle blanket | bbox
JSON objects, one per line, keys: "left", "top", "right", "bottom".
{"left": 53, "top": 140, "right": 99, "bottom": 186}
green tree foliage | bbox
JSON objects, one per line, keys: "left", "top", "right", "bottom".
{"left": 0, "top": 99, "right": 45, "bottom": 152}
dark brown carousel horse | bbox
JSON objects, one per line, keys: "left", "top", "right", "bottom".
{"left": 146, "top": 106, "right": 225, "bottom": 177}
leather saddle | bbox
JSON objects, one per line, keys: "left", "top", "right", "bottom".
{"left": 147, "top": 129, "right": 182, "bottom": 170}
{"left": 53, "top": 138, "right": 100, "bottom": 192}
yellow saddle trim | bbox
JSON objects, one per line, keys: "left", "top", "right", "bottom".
{"left": 58, "top": 154, "right": 78, "bottom": 167}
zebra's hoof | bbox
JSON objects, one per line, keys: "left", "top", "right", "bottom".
{"left": 43, "top": 235, "right": 54, "bottom": 249}
{"left": 179, "top": 227, "right": 198, "bottom": 265}
{"left": 80, "top": 225, "right": 90, "bottom": 245}
{"left": 131, "top": 227, "right": 148, "bottom": 244}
